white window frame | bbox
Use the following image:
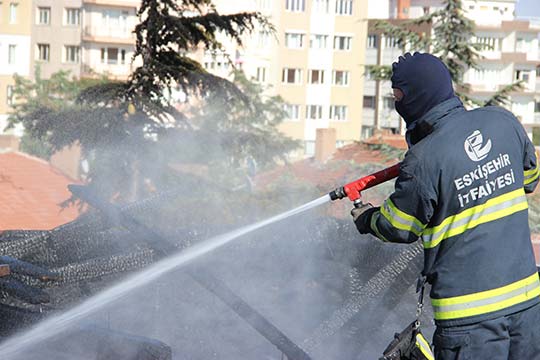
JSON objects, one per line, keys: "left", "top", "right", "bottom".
{"left": 9, "top": 2, "right": 17, "bottom": 24}
{"left": 332, "top": 70, "right": 350, "bottom": 86}
{"left": 367, "top": 35, "right": 377, "bottom": 49}
{"left": 335, "top": 0, "right": 353, "bottom": 15}
{"left": 282, "top": 68, "right": 302, "bottom": 84}
{"left": 6, "top": 85, "right": 14, "bottom": 106}
{"left": 306, "top": 104, "right": 323, "bottom": 120}
{"left": 330, "top": 105, "right": 348, "bottom": 121}
{"left": 310, "top": 34, "right": 328, "bottom": 49}
{"left": 257, "top": 30, "right": 271, "bottom": 47}
{"left": 64, "top": 45, "right": 80, "bottom": 63}
{"left": 284, "top": 104, "right": 300, "bottom": 121}
{"left": 285, "top": 32, "right": 305, "bottom": 49}
{"left": 8, "top": 44, "right": 16, "bottom": 64}
{"left": 37, "top": 43, "right": 50, "bottom": 62}
{"left": 65, "top": 8, "right": 80, "bottom": 26}
{"left": 285, "top": 0, "right": 305, "bottom": 12}
{"left": 334, "top": 35, "right": 352, "bottom": 51}
{"left": 313, "top": 0, "right": 329, "bottom": 13}
{"left": 37, "top": 7, "right": 51, "bottom": 25}
{"left": 256, "top": 67, "right": 267, "bottom": 83}
{"left": 384, "top": 36, "right": 400, "bottom": 49}
{"left": 308, "top": 69, "right": 325, "bottom": 85}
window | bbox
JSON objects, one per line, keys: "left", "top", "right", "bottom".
{"left": 285, "top": 0, "right": 305, "bottom": 12}
{"left": 8, "top": 44, "right": 16, "bottom": 64}
{"left": 423, "top": 6, "right": 430, "bottom": 14}
{"left": 305, "top": 140, "right": 315, "bottom": 156}
{"left": 9, "top": 3, "right": 17, "bottom": 23}
{"left": 469, "top": 5, "right": 475, "bottom": 10}
{"left": 282, "top": 68, "right": 302, "bottom": 84}
{"left": 367, "top": 35, "right": 377, "bottom": 49}
{"left": 6, "top": 85, "right": 14, "bottom": 106}
{"left": 108, "top": 48, "right": 118, "bottom": 64}
{"left": 335, "top": 0, "right": 353, "bottom": 15}
{"left": 285, "top": 32, "right": 305, "bottom": 49}
{"left": 284, "top": 104, "right": 300, "bottom": 120}
{"left": 332, "top": 70, "right": 350, "bottom": 86}
{"left": 256, "top": 67, "right": 267, "bottom": 82}
{"left": 362, "top": 126, "right": 374, "bottom": 139}
{"left": 121, "top": 49, "right": 126, "bottom": 64}
{"left": 383, "top": 97, "right": 395, "bottom": 110}
{"left": 37, "top": 44, "right": 50, "bottom": 61}
{"left": 535, "top": 101, "right": 540, "bottom": 113}
{"left": 37, "top": 7, "right": 50, "bottom": 25}
{"left": 515, "top": 70, "right": 530, "bottom": 82}
{"left": 334, "top": 36, "right": 352, "bottom": 51}
{"left": 476, "top": 36, "right": 500, "bottom": 51}
{"left": 258, "top": 0, "right": 271, "bottom": 11}
{"left": 65, "top": 8, "right": 80, "bottom": 25}
{"left": 313, "top": 0, "right": 329, "bottom": 13}
{"left": 536, "top": 66, "right": 540, "bottom": 77}
{"left": 64, "top": 46, "right": 80, "bottom": 63}
{"left": 257, "top": 31, "right": 271, "bottom": 47}
{"left": 310, "top": 34, "right": 328, "bottom": 49}
{"left": 363, "top": 96, "right": 375, "bottom": 109}
{"left": 385, "top": 36, "right": 400, "bottom": 48}
{"left": 306, "top": 105, "right": 323, "bottom": 120}
{"left": 308, "top": 69, "right": 325, "bottom": 84}
{"left": 330, "top": 105, "right": 347, "bottom": 121}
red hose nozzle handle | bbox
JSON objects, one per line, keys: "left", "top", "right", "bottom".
{"left": 329, "top": 163, "right": 401, "bottom": 203}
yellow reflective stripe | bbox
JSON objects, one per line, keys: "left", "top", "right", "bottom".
{"left": 380, "top": 198, "right": 426, "bottom": 236}
{"left": 432, "top": 273, "right": 540, "bottom": 320}
{"left": 370, "top": 211, "right": 390, "bottom": 242}
{"left": 422, "top": 188, "right": 527, "bottom": 249}
{"left": 415, "top": 333, "right": 434, "bottom": 360}
{"left": 524, "top": 150, "right": 540, "bottom": 185}
{"left": 524, "top": 166, "right": 540, "bottom": 185}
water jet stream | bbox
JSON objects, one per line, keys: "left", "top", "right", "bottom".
{"left": 0, "top": 194, "right": 330, "bottom": 358}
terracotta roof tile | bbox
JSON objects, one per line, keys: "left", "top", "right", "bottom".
{"left": 0, "top": 152, "right": 82, "bottom": 230}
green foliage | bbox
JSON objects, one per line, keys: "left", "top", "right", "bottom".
{"left": 8, "top": 0, "right": 294, "bottom": 203}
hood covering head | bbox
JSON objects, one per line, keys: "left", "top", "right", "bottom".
{"left": 391, "top": 52, "right": 454, "bottom": 127}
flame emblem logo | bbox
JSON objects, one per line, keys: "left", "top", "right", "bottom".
{"left": 464, "top": 130, "right": 492, "bottom": 162}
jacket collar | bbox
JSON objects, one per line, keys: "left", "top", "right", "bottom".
{"left": 406, "top": 96, "right": 464, "bottom": 146}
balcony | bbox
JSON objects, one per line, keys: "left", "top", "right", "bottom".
{"left": 83, "top": 26, "right": 135, "bottom": 45}
{"left": 83, "top": 0, "right": 139, "bottom": 8}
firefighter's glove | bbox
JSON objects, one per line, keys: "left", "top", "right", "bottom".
{"left": 351, "top": 203, "right": 379, "bottom": 235}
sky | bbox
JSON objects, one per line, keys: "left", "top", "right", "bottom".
{"left": 515, "top": 0, "right": 540, "bottom": 18}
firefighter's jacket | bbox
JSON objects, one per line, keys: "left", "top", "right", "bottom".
{"left": 370, "top": 96, "right": 540, "bottom": 327}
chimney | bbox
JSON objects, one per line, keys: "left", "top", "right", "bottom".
{"left": 397, "top": 0, "right": 410, "bottom": 19}
{"left": 315, "top": 128, "right": 336, "bottom": 163}
{"left": 50, "top": 143, "right": 82, "bottom": 180}
{"left": 0, "top": 135, "right": 20, "bottom": 152}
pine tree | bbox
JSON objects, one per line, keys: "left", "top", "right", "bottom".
{"left": 9, "top": 1, "right": 295, "bottom": 202}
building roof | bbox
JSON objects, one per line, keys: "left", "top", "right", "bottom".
{"left": 0, "top": 152, "right": 81, "bottom": 230}
{"left": 256, "top": 137, "right": 405, "bottom": 190}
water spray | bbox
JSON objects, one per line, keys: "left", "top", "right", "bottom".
{"left": 329, "top": 163, "right": 401, "bottom": 207}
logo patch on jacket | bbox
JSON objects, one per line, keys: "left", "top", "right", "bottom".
{"left": 465, "top": 130, "right": 492, "bottom": 162}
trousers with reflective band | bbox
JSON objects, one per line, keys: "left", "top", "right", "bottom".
{"left": 432, "top": 273, "right": 540, "bottom": 321}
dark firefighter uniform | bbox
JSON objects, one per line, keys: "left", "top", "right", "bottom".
{"left": 355, "top": 53, "right": 540, "bottom": 360}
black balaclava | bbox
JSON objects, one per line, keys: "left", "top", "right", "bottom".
{"left": 391, "top": 52, "right": 454, "bottom": 127}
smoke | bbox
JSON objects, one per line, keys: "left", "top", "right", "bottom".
{"left": 1, "top": 93, "right": 427, "bottom": 359}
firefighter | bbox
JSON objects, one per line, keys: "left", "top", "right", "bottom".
{"left": 352, "top": 52, "right": 540, "bottom": 359}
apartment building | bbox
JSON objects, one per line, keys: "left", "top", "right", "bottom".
{"left": 31, "top": 0, "right": 83, "bottom": 79}
{"left": 81, "top": 0, "right": 139, "bottom": 80}
{"left": 0, "top": 1, "right": 32, "bottom": 135}
{"left": 209, "top": 0, "right": 369, "bottom": 158}
{"left": 366, "top": 0, "right": 540, "bottom": 142}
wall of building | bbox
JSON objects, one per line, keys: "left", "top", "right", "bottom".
{"left": 31, "top": 0, "right": 83, "bottom": 79}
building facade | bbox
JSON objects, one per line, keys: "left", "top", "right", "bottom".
{"left": 81, "top": 0, "right": 139, "bottom": 80}
{"left": 209, "top": 0, "right": 369, "bottom": 158}
{"left": 365, "top": 0, "right": 540, "bottom": 142}
{"left": 0, "top": 0, "right": 32, "bottom": 135}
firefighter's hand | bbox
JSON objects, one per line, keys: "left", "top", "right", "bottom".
{"left": 351, "top": 203, "right": 378, "bottom": 235}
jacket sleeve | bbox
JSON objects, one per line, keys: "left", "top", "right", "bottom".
{"left": 523, "top": 138, "right": 539, "bottom": 194}
{"left": 369, "top": 152, "right": 436, "bottom": 244}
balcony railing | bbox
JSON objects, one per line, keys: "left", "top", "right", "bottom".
{"left": 83, "top": 25, "right": 135, "bottom": 40}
